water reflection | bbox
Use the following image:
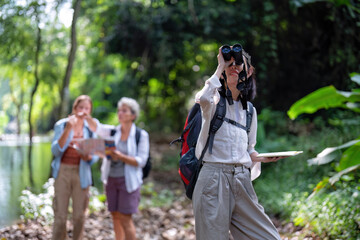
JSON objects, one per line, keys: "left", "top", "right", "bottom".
{"left": 0, "top": 135, "right": 104, "bottom": 228}
{"left": 0, "top": 136, "right": 52, "bottom": 228}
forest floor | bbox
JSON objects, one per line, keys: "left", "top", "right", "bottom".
{"left": 0, "top": 207, "right": 320, "bottom": 240}
{"left": 0, "top": 135, "right": 321, "bottom": 240}
{"left": 0, "top": 170, "right": 320, "bottom": 240}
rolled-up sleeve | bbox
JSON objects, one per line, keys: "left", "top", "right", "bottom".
{"left": 247, "top": 107, "right": 261, "bottom": 180}
{"left": 196, "top": 75, "right": 221, "bottom": 118}
{"left": 51, "top": 121, "right": 68, "bottom": 157}
{"left": 195, "top": 75, "right": 222, "bottom": 159}
{"left": 247, "top": 107, "right": 258, "bottom": 155}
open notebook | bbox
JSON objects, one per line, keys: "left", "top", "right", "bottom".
{"left": 257, "top": 151, "right": 303, "bottom": 158}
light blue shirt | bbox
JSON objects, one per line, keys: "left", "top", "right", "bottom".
{"left": 51, "top": 118, "right": 99, "bottom": 189}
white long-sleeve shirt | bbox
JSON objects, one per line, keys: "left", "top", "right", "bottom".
{"left": 195, "top": 74, "right": 261, "bottom": 180}
{"left": 96, "top": 123, "right": 149, "bottom": 193}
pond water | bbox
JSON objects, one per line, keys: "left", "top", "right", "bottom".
{"left": 0, "top": 136, "right": 104, "bottom": 228}
{"left": 0, "top": 136, "right": 54, "bottom": 228}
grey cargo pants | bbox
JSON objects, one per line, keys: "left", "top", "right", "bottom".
{"left": 192, "top": 162, "right": 281, "bottom": 240}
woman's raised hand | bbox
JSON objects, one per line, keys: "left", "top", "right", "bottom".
{"left": 217, "top": 48, "right": 226, "bottom": 68}
{"left": 83, "top": 113, "right": 97, "bottom": 132}
{"left": 66, "top": 114, "right": 78, "bottom": 129}
{"left": 215, "top": 48, "right": 228, "bottom": 78}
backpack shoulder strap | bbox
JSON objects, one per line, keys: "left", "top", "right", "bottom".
{"left": 170, "top": 103, "right": 201, "bottom": 146}
{"left": 85, "top": 126, "right": 93, "bottom": 138}
{"left": 246, "top": 101, "right": 254, "bottom": 134}
{"left": 207, "top": 94, "right": 227, "bottom": 154}
{"left": 135, "top": 127, "right": 141, "bottom": 149}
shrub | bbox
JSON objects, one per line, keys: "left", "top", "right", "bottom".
{"left": 292, "top": 179, "right": 360, "bottom": 239}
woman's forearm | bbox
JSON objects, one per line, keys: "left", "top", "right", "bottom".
{"left": 85, "top": 115, "right": 97, "bottom": 132}
{"left": 251, "top": 151, "right": 283, "bottom": 163}
{"left": 58, "top": 124, "right": 72, "bottom": 149}
{"left": 113, "top": 151, "right": 138, "bottom": 166}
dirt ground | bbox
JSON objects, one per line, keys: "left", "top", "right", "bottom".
{"left": 0, "top": 196, "right": 319, "bottom": 240}
{"left": 0, "top": 170, "right": 319, "bottom": 240}
{"left": 0, "top": 135, "right": 320, "bottom": 240}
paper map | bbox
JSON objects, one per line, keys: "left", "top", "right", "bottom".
{"left": 72, "top": 138, "right": 115, "bottom": 158}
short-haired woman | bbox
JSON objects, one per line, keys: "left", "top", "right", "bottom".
{"left": 51, "top": 95, "right": 99, "bottom": 240}
{"left": 88, "top": 97, "right": 149, "bottom": 240}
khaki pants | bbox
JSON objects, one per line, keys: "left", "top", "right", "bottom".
{"left": 52, "top": 164, "right": 89, "bottom": 240}
{"left": 193, "top": 162, "right": 281, "bottom": 240}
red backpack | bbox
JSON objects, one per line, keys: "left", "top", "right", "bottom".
{"left": 171, "top": 94, "right": 253, "bottom": 199}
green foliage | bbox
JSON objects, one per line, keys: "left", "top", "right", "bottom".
{"left": 1, "top": 1, "right": 359, "bottom": 237}
{"left": 257, "top": 108, "right": 289, "bottom": 140}
{"left": 139, "top": 181, "right": 175, "bottom": 209}
{"left": 19, "top": 178, "right": 55, "bottom": 225}
{"left": 338, "top": 141, "right": 360, "bottom": 171}
{"left": 330, "top": 164, "right": 360, "bottom": 185}
{"left": 84, "top": 0, "right": 360, "bottom": 132}
{"left": 1, "top": 0, "right": 360, "bottom": 134}
{"left": 288, "top": 86, "right": 350, "bottom": 119}
{"left": 287, "top": 73, "right": 360, "bottom": 185}
{"left": 283, "top": 73, "right": 360, "bottom": 237}
{"left": 94, "top": 0, "right": 253, "bottom": 131}
{"left": 0, "top": 111, "right": 9, "bottom": 134}
{"left": 288, "top": 74, "right": 360, "bottom": 120}
{"left": 255, "top": 106, "right": 360, "bottom": 219}
{"left": 255, "top": 109, "right": 326, "bottom": 215}
{"left": 292, "top": 180, "right": 360, "bottom": 239}
{"left": 0, "top": 0, "right": 72, "bottom": 132}
{"left": 255, "top": 120, "right": 360, "bottom": 239}
{"left": 87, "top": 188, "right": 107, "bottom": 213}
{"left": 154, "top": 152, "right": 179, "bottom": 172}
{"left": 307, "top": 139, "right": 360, "bottom": 166}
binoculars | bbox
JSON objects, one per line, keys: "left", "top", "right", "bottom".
{"left": 221, "top": 44, "right": 243, "bottom": 65}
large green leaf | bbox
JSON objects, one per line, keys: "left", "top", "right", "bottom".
{"left": 346, "top": 103, "right": 360, "bottom": 113}
{"left": 350, "top": 73, "right": 360, "bottom": 85}
{"left": 308, "top": 140, "right": 360, "bottom": 165}
{"left": 338, "top": 90, "right": 360, "bottom": 103}
{"left": 287, "top": 86, "right": 347, "bottom": 120}
{"left": 288, "top": 85, "right": 360, "bottom": 119}
{"left": 338, "top": 142, "right": 360, "bottom": 171}
{"left": 329, "top": 164, "right": 360, "bottom": 185}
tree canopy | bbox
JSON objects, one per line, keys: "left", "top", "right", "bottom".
{"left": 0, "top": 0, "right": 359, "bottom": 133}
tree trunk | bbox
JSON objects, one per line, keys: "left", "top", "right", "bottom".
{"left": 27, "top": 16, "right": 42, "bottom": 186}
{"left": 59, "top": 0, "right": 82, "bottom": 118}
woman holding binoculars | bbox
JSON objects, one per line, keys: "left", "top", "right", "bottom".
{"left": 192, "top": 44, "right": 282, "bottom": 240}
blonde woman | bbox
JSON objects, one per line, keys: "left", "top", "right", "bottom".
{"left": 51, "top": 95, "right": 98, "bottom": 240}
